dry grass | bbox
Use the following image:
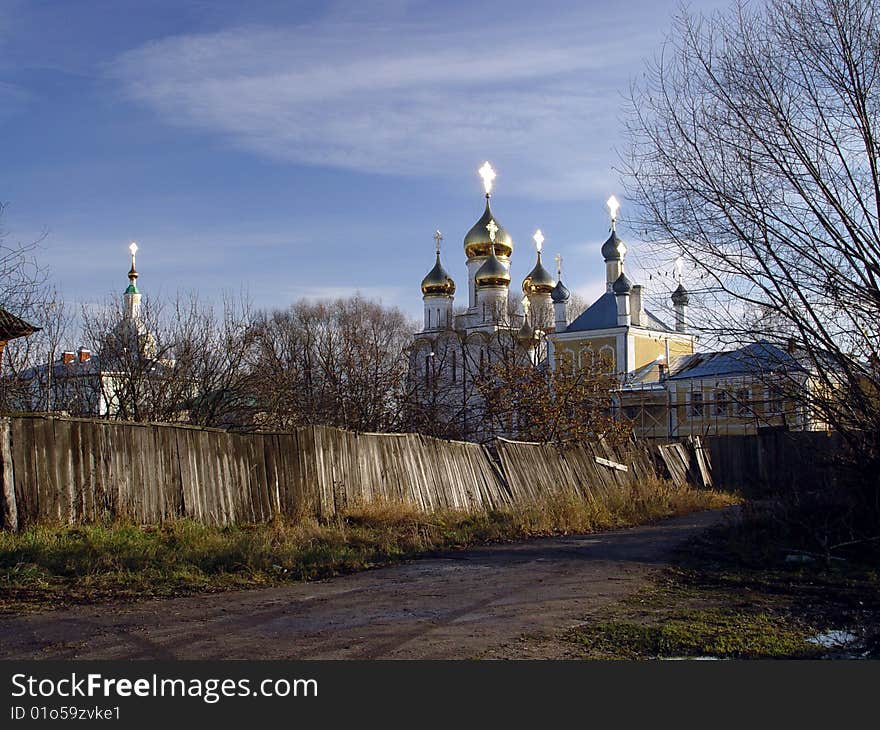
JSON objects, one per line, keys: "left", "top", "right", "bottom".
{"left": 0, "top": 480, "right": 736, "bottom": 610}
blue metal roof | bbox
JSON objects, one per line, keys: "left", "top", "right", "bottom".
{"left": 667, "top": 341, "right": 806, "bottom": 380}
{"left": 565, "top": 291, "right": 618, "bottom": 332}
{"left": 565, "top": 291, "right": 675, "bottom": 333}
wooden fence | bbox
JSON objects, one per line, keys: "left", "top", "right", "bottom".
{"left": 0, "top": 415, "right": 715, "bottom": 531}
{"left": 705, "top": 429, "right": 847, "bottom": 494}
{"left": 655, "top": 438, "right": 713, "bottom": 490}
{"left": 495, "top": 437, "right": 659, "bottom": 506}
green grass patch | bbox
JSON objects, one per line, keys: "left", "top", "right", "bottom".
{"left": 0, "top": 482, "right": 735, "bottom": 611}
{"left": 563, "top": 508, "right": 880, "bottom": 660}
{"left": 571, "top": 610, "right": 817, "bottom": 659}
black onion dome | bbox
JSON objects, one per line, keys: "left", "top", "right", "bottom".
{"left": 601, "top": 230, "right": 626, "bottom": 261}
{"left": 551, "top": 279, "right": 570, "bottom": 303}
{"left": 671, "top": 283, "right": 689, "bottom": 306}
{"left": 612, "top": 272, "right": 632, "bottom": 294}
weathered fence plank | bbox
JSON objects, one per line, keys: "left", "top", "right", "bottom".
{"left": 0, "top": 419, "right": 17, "bottom": 531}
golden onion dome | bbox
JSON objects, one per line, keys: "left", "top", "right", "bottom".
{"left": 522, "top": 252, "right": 555, "bottom": 295}
{"left": 420, "top": 253, "right": 456, "bottom": 296}
{"left": 464, "top": 197, "right": 513, "bottom": 259}
{"left": 516, "top": 319, "right": 536, "bottom": 343}
{"left": 475, "top": 245, "right": 510, "bottom": 287}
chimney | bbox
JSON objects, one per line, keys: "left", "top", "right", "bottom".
{"left": 78, "top": 347, "right": 91, "bottom": 363}
{"left": 786, "top": 337, "right": 797, "bottom": 354}
{"left": 631, "top": 284, "right": 644, "bottom": 327}
{"left": 61, "top": 351, "right": 75, "bottom": 365}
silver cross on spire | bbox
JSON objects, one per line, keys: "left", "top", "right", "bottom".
{"left": 434, "top": 230, "right": 443, "bottom": 254}
{"left": 606, "top": 195, "right": 620, "bottom": 231}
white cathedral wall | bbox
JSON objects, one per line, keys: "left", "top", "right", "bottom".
{"left": 422, "top": 295, "right": 453, "bottom": 331}
{"left": 466, "top": 258, "right": 484, "bottom": 310}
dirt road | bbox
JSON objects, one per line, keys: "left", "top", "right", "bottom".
{"left": 0, "top": 510, "right": 725, "bottom": 660}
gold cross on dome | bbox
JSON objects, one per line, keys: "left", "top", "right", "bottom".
{"left": 555, "top": 253, "right": 563, "bottom": 278}
{"left": 434, "top": 230, "right": 443, "bottom": 254}
{"left": 486, "top": 219, "right": 499, "bottom": 243}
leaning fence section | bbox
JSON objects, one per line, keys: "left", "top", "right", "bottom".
{"left": 494, "top": 437, "right": 661, "bottom": 506}
{"left": 0, "top": 415, "right": 713, "bottom": 531}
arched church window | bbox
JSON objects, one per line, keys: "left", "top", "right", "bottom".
{"left": 452, "top": 350, "right": 457, "bottom": 382}
{"left": 580, "top": 348, "right": 595, "bottom": 369}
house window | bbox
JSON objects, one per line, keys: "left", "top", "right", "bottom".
{"left": 736, "top": 388, "right": 751, "bottom": 416}
{"left": 715, "top": 389, "right": 729, "bottom": 416}
{"left": 690, "top": 392, "right": 704, "bottom": 417}
{"left": 766, "top": 387, "right": 783, "bottom": 415}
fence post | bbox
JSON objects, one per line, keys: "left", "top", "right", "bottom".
{"left": 0, "top": 418, "right": 17, "bottom": 531}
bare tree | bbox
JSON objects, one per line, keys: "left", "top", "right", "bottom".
{"left": 0, "top": 204, "right": 65, "bottom": 413}
{"left": 623, "top": 0, "right": 880, "bottom": 474}
{"left": 80, "top": 291, "right": 256, "bottom": 425}
{"left": 247, "top": 296, "right": 415, "bottom": 432}
{"left": 472, "top": 336, "right": 631, "bottom": 445}
{"left": 0, "top": 290, "right": 72, "bottom": 413}
{"left": 0, "top": 202, "right": 48, "bottom": 318}
{"left": 166, "top": 292, "right": 257, "bottom": 428}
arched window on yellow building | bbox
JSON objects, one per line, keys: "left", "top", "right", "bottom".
{"left": 599, "top": 345, "right": 616, "bottom": 372}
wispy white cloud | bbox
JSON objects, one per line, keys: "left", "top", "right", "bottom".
{"left": 111, "top": 13, "right": 655, "bottom": 200}
{"left": 284, "top": 284, "right": 407, "bottom": 305}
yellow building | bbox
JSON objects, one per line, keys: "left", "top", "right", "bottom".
{"left": 545, "top": 208, "right": 827, "bottom": 440}
{"left": 614, "top": 339, "right": 835, "bottom": 439}
{"left": 548, "top": 207, "right": 695, "bottom": 381}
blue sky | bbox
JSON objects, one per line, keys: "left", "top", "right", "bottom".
{"left": 0, "top": 0, "right": 728, "bottom": 323}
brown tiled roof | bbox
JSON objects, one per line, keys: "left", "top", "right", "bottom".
{"left": 0, "top": 308, "right": 39, "bottom": 341}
